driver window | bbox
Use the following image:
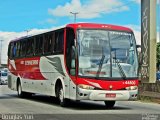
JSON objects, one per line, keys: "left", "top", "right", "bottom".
{"left": 66, "top": 27, "right": 75, "bottom": 76}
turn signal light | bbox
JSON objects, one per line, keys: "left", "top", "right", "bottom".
{"left": 78, "top": 84, "right": 95, "bottom": 90}
{"left": 125, "top": 86, "right": 138, "bottom": 90}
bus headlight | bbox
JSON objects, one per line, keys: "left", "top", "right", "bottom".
{"left": 125, "top": 86, "right": 138, "bottom": 90}
{"left": 78, "top": 84, "right": 95, "bottom": 90}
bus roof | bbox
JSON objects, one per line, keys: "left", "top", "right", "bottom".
{"left": 10, "top": 23, "right": 133, "bottom": 42}
{"left": 66, "top": 23, "right": 132, "bottom": 32}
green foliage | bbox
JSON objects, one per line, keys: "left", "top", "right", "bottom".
{"left": 157, "top": 42, "right": 160, "bottom": 67}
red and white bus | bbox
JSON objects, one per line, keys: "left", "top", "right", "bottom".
{"left": 8, "top": 23, "right": 139, "bottom": 108}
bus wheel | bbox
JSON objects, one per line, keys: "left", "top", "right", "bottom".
{"left": 17, "top": 82, "right": 25, "bottom": 98}
{"left": 104, "top": 101, "right": 115, "bottom": 109}
{"left": 58, "top": 85, "right": 68, "bottom": 107}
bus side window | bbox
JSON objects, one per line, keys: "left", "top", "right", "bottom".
{"left": 26, "top": 39, "right": 31, "bottom": 56}
{"left": 55, "top": 29, "right": 64, "bottom": 53}
{"left": 44, "top": 33, "right": 53, "bottom": 55}
{"left": 35, "top": 35, "right": 43, "bottom": 56}
{"left": 19, "top": 41, "right": 23, "bottom": 57}
{"left": 66, "top": 27, "right": 75, "bottom": 76}
{"left": 20, "top": 40, "right": 26, "bottom": 57}
{"left": 51, "top": 32, "right": 56, "bottom": 53}
{"left": 16, "top": 41, "right": 21, "bottom": 58}
{"left": 13, "top": 42, "right": 17, "bottom": 58}
{"left": 8, "top": 42, "right": 14, "bottom": 59}
{"left": 26, "top": 38, "right": 34, "bottom": 56}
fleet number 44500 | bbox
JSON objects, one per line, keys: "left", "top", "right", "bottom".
{"left": 124, "top": 81, "right": 136, "bottom": 85}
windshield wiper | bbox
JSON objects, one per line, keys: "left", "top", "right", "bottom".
{"left": 96, "top": 54, "right": 105, "bottom": 78}
{"left": 115, "top": 59, "right": 126, "bottom": 79}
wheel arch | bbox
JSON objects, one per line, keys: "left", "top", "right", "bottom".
{"left": 54, "top": 77, "right": 66, "bottom": 98}
{"left": 16, "top": 77, "right": 21, "bottom": 91}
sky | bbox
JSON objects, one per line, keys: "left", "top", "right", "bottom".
{"left": 0, "top": 0, "right": 159, "bottom": 64}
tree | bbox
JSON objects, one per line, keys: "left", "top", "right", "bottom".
{"left": 156, "top": 42, "right": 160, "bottom": 68}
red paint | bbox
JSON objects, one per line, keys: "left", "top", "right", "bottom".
{"left": 66, "top": 23, "right": 132, "bottom": 32}
{"left": 8, "top": 57, "right": 46, "bottom": 80}
{"left": 63, "top": 23, "right": 138, "bottom": 90}
{"left": 76, "top": 77, "right": 138, "bottom": 90}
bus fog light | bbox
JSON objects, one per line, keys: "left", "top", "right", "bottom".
{"left": 78, "top": 84, "right": 95, "bottom": 90}
{"left": 125, "top": 86, "right": 138, "bottom": 90}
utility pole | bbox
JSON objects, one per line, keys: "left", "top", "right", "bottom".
{"left": 141, "top": 0, "right": 157, "bottom": 83}
{"left": 70, "top": 12, "right": 79, "bottom": 23}
{"left": 0, "top": 40, "right": 4, "bottom": 67}
{"left": 25, "top": 29, "right": 31, "bottom": 36}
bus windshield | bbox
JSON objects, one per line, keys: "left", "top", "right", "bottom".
{"left": 77, "top": 29, "right": 138, "bottom": 79}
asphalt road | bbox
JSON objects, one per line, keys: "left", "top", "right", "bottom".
{"left": 0, "top": 85, "right": 160, "bottom": 120}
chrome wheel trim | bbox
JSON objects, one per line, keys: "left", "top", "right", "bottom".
{"left": 59, "top": 88, "right": 64, "bottom": 103}
{"left": 18, "top": 84, "right": 22, "bottom": 95}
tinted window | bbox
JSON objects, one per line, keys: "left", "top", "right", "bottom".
{"left": 66, "top": 28, "right": 75, "bottom": 75}
{"left": 20, "top": 40, "right": 27, "bottom": 57}
{"left": 44, "top": 33, "right": 53, "bottom": 54}
{"left": 26, "top": 38, "right": 34, "bottom": 56}
{"left": 35, "top": 35, "right": 43, "bottom": 55}
{"left": 8, "top": 42, "right": 14, "bottom": 59}
{"left": 55, "top": 29, "right": 64, "bottom": 53}
{"left": 16, "top": 42, "right": 21, "bottom": 57}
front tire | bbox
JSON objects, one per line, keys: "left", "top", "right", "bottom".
{"left": 104, "top": 101, "right": 115, "bottom": 108}
{"left": 57, "top": 85, "right": 69, "bottom": 107}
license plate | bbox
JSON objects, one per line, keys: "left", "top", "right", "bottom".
{"left": 105, "top": 93, "right": 116, "bottom": 98}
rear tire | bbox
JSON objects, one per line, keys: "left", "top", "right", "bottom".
{"left": 17, "top": 82, "right": 24, "bottom": 97}
{"left": 17, "top": 82, "right": 31, "bottom": 98}
{"left": 104, "top": 101, "right": 115, "bottom": 108}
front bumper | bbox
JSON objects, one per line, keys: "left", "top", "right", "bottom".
{"left": 77, "top": 88, "right": 138, "bottom": 101}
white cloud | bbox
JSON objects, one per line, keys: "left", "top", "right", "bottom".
{"left": 134, "top": 30, "right": 141, "bottom": 45}
{"left": 133, "top": 0, "right": 141, "bottom": 4}
{"left": 46, "top": 19, "right": 57, "bottom": 24}
{"left": 124, "top": 24, "right": 141, "bottom": 45}
{"left": 48, "top": 0, "right": 129, "bottom": 19}
{"left": 125, "top": 24, "right": 141, "bottom": 31}
{"left": 38, "top": 19, "right": 57, "bottom": 25}
{"left": 125, "top": 24, "right": 160, "bottom": 45}
{"left": 0, "top": 32, "right": 20, "bottom": 65}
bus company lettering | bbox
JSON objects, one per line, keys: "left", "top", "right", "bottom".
{"left": 25, "top": 60, "right": 39, "bottom": 65}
